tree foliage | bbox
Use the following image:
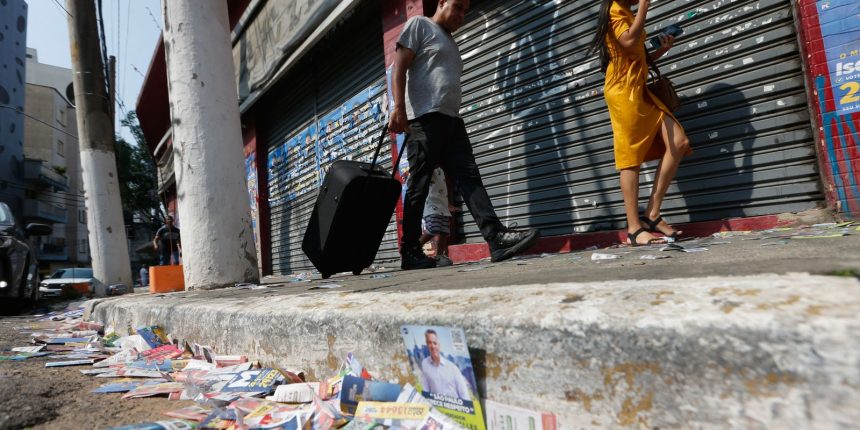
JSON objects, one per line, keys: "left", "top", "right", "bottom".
{"left": 114, "top": 111, "right": 160, "bottom": 224}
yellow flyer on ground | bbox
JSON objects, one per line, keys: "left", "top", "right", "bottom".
{"left": 355, "top": 402, "right": 430, "bottom": 421}
{"left": 401, "top": 325, "right": 486, "bottom": 430}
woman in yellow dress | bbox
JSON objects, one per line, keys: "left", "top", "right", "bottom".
{"left": 589, "top": 0, "right": 691, "bottom": 245}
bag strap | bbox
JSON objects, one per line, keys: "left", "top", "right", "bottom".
{"left": 643, "top": 43, "right": 663, "bottom": 81}
{"left": 368, "top": 123, "right": 408, "bottom": 179}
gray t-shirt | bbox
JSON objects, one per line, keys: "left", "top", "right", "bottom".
{"left": 396, "top": 16, "right": 463, "bottom": 120}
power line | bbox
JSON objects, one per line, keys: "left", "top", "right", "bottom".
{"left": 51, "top": 0, "right": 72, "bottom": 18}
{"left": 3, "top": 182, "right": 86, "bottom": 205}
{"left": 0, "top": 105, "right": 78, "bottom": 140}
{"left": 122, "top": 0, "right": 132, "bottom": 112}
{"left": 145, "top": 6, "right": 161, "bottom": 31}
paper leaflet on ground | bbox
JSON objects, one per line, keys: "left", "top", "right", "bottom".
{"left": 391, "top": 384, "right": 466, "bottom": 430}
{"left": 122, "top": 382, "right": 185, "bottom": 399}
{"left": 266, "top": 382, "right": 325, "bottom": 403}
{"left": 339, "top": 374, "right": 402, "bottom": 415}
{"left": 222, "top": 368, "right": 284, "bottom": 392}
{"left": 92, "top": 381, "right": 148, "bottom": 393}
{"left": 12, "top": 345, "right": 45, "bottom": 353}
{"left": 106, "top": 419, "right": 196, "bottom": 430}
{"left": 45, "top": 359, "right": 95, "bottom": 367}
{"left": 139, "top": 344, "right": 184, "bottom": 361}
{"left": 355, "top": 401, "right": 430, "bottom": 421}
{"left": 484, "top": 400, "right": 557, "bottom": 430}
{"left": 163, "top": 405, "right": 211, "bottom": 422}
{"left": 401, "top": 325, "right": 485, "bottom": 430}
{"left": 136, "top": 325, "right": 169, "bottom": 348}
{"left": 238, "top": 401, "right": 313, "bottom": 429}
{"left": 198, "top": 408, "right": 237, "bottom": 429}
{"left": 94, "top": 348, "right": 137, "bottom": 368}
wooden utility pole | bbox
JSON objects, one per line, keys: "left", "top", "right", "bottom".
{"left": 66, "top": 0, "right": 132, "bottom": 293}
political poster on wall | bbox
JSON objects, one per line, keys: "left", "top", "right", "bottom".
{"left": 818, "top": 0, "right": 860, "bottom": 116}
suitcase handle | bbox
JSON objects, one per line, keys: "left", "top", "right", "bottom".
{"left": 369, "top": 124, "right": 407, "bottom": 179}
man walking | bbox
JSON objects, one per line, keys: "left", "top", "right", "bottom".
{"left": 153, "top": 215, "right": 181, "bottom": 266}
{"left": 389, "top": 0, "right": 539, "bottom": 270}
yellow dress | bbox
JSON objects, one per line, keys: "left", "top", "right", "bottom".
{"left": 604, "top": 1, "right": 685, "bottom": 170}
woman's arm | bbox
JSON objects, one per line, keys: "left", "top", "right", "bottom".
{"left": 616, "top": 0, "right": 650, "bottom": 54}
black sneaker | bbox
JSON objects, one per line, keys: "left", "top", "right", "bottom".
{"left": 488, "top": 225, "right": 540, "bottom": 262}
{"left": 400, "top": 245, "right": 437, "bottom": 270}
{"left": 435, "top": 255, "right": 454, "bottom": 267}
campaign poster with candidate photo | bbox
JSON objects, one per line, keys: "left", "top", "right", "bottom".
{"left": 401, "top": 325, "right": 485, "bottom": 430}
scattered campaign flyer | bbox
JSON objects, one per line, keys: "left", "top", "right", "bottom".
{"left": 45, "top": 359, "right": 95, "bottom": 367}
{"left": 222, "top": 368, "right": 284, "bottom": 393}
{"left": 12, "top": 345, "right": 45, "bottom": 353}
{"left": 484, "top": 400, "right": 557, "bottom": 430}
{"left": 139, "top": 344, "right": 184, "bottom": 361}
{"left": 136, "top": 325, "right": 169, "bottom": 348}
{"left": 198, "top": 409, "right": 237, "bottom": 429}
{"left": 266, "top": 382, "right": 324, "bottom": 403}
{"left": 106, "top": 419, "right": 197, "bottom": 430}
{"left": 401, "top": 325, "right": 485, "bottom": 430}
{"left": 122, "top": 382, "right": 185, "bottom": 399}
{"left": 355, "top": 401, "right": 430, "bottom": 421}
{"left": 339, "top": 375, "right": 402, "bottom": 415}
{"left": 92, "top": 381, "right": 146, "bottom": 394}
{"left": 162, "top": 405, "right": 211, "bottom": 422}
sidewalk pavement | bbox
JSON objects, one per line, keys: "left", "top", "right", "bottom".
{"left": 86, "top": 220, "right": 860, "bottom": 429}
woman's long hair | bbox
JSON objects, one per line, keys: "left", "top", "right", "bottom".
{"left": 587, "top": 0, "right": 616, "bottom": 73}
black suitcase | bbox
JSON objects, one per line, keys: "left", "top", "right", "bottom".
{"left": 302, "top": 126, "right": 404, "bottom": 279}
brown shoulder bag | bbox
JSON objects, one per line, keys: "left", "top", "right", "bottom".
{"left": 645, "top": 53, "right": 681, "bottom": 112}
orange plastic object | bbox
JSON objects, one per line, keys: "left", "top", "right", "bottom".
{"left": 149, "top": 265, "right": 185, "bottom": 293}
{"left": 71, "top": 282, "right": 91, "bottom": 295}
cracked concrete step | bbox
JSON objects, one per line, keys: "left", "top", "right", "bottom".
{"left": 86, "top": 273, "right": 860, "bottom": 429}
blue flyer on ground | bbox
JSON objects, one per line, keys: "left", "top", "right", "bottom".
{"left": 401, "top": 325, "right": 485, "bottom": 430}
{"left": 339, "top": 374, "right": 402, "bottom": 415}
{"left": 222, "top": 368, "right": 283, "bottom": 393}
{"left": 135, "top": 325, "right": 168, "bottom": 348}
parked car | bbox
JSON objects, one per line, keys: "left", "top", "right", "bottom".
{"left": 0, "top": 202, "right": 52, "bottom": 305}
{"left": 39, "top": 267, "right": 95, "bottom": 298}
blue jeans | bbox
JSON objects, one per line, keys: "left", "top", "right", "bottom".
{"left": 159, "top": 249, "right": 180, "bottom": 265}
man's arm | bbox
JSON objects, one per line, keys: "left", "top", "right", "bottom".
{"left": 388, "top": 46, "right": 416, "bottom": 134}
{"left": 152, "top": 229, "right": 161, "bottom": 250}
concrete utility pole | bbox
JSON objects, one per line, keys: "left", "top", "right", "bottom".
{"left": 66, "top": 0, "right": 132, "bottom": 293}
{"left": 161, "top": 1, "right": 259, "bottom": 289}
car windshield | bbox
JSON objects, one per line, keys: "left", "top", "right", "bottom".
{"left": 0, "top": 203, "right": 12, "bottom": 225}
{"left": 50, "top": 268, "right": 94, "bottom": 279}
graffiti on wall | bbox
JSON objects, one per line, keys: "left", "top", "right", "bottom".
{"left": 267, "top": 82, "right": 388, "bottom": 207}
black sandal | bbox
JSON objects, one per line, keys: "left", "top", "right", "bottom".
{"left": 639, "top": 215, "right": 680, "bottom": 240}
{"left": 628, "top": 228, "right": 668, "bottom": 246}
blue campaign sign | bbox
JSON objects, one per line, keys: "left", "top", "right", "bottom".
{"left": 818, "top": 0, "right": 860, "bottom": 115}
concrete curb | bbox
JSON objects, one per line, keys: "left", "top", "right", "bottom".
{"left": 86, "top": 273, "right": 860, "bottom": 429}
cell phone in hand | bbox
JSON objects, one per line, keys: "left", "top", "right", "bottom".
{"left": 649, "top": 24, "right": 684, "bottom": 50}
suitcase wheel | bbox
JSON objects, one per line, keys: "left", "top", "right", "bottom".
{"left": 352, "top": 269, "right": 363, "bottom": 276}
{"left": 321, "top": 273, "right": 332, "bottom": 279}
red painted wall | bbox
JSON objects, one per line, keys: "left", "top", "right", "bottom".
{"left": 241, "top": 116, "right": 272, "bottom": 275}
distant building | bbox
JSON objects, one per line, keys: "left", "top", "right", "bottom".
{"left": 0, "top": 0, "right": 28, "bottom": 218}
{"left": 23, "top": 49, "right": 90, "bottom": 275}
